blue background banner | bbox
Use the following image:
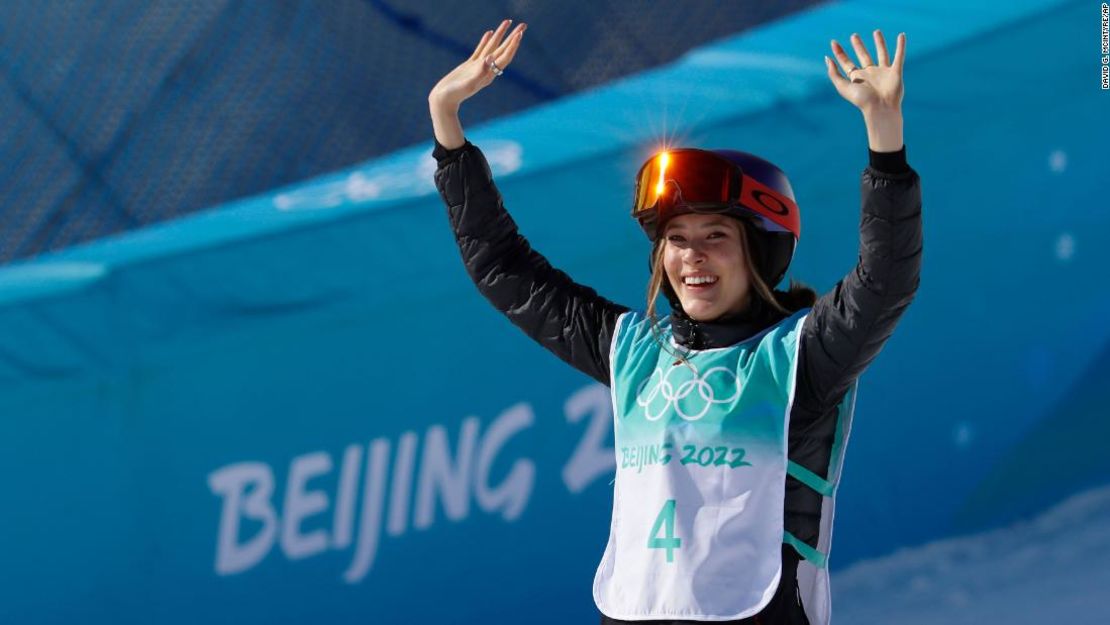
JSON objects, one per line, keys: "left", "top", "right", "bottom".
{"left": 0, "top": 0, "right": 1104, "bottom": 622}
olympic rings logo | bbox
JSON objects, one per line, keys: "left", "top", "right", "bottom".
{"left": 634, "top": 365, "right": 741, "bottom": 422}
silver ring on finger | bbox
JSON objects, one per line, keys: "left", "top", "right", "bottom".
{"left": 488, "top": 59, "right": 504, "bottom": 77}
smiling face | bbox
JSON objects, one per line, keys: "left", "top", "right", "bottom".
{"left": 662, "top": 213, "right": 753, "bottom": 322}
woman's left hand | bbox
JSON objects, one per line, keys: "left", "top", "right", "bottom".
{"left": 826, "top": 30, "right": 905, "bottom": 114}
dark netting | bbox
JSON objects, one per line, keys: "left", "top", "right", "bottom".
{"left": 0, "top": 0, "right": 824, "bottom": 265}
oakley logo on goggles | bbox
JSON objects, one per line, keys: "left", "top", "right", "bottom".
{"left": 632, "top": 149, "right": 800, "bottom": 239}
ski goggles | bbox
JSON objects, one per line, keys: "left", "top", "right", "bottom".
{"left": 631, "top": 148, "right": 800, "bottom": 238}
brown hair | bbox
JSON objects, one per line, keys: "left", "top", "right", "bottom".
{"left": 645, "top": 219, "right": 817, "bottom": 367}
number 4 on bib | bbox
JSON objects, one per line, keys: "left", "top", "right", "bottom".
{"left": 647, "top": 499, "right": 681, "bottom": 563}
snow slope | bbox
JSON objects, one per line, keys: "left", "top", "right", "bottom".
{"left": 834, "top": 484, "right": 1110, "bottom": 624}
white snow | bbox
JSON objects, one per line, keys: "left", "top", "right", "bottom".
{"left": 832, "top": 484, "right": 1110, "bottom": 624}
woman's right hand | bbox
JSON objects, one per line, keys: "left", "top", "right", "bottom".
{"left": 428, "top": 19, "right": 527, "bottom": 110}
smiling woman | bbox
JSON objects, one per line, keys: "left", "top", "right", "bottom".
{"left": 635, "top": 146, "right": 819, "bottom": 370}
{"left": 430, "top": 20, "right": 921, "bottom": 625}
{"left": 651, "top": 214, "right": 818, "bottom": 358}
{"left": 661, "top": 215, "right": 758, "bottom": 320}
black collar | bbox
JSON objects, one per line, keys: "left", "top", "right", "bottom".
{"left": 670, "top": 295, "right": 786, "bottom": 350}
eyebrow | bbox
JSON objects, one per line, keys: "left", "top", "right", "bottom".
{"left": 665, "top": 219, "right": 732, "bottom": 232}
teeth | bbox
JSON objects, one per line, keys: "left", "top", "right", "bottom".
{"left": 684, "top": 275, "right": 718, "bottom": 286}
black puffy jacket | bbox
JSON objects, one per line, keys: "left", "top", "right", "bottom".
{"left": 433, "top": 138, "right": 922, "bottom": 625}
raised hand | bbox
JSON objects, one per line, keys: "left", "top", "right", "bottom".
{"left": 429, "top": 19, "right": 527, "bottom": 110}
{"left": 825, "top": 30, "right": 905, "bottom": 114}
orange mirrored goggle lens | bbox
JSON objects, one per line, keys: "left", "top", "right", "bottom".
{"left": 633, "top": 149, "right": 736, "bottom": 216}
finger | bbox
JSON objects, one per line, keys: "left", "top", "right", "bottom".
{"left": 489, "top": 19, "right": 515, "bottom": 54}
{"left": 892, "top": 32, "right": 906, "bottom": 74}
{"left": 493, "top": 23, "right": 526, "bottom": 59}
{"left": 830, "top": 39, "right": 856, "bottom": 74}
{"left": 469, "top": 30, "right": 492, "bottom": 61}
{"left": 824, "top": 55, "right": 851, "bottom": 98}
{"left": 479, "top": 19, "right": 512, "bottom": 59}
{"left": 849, "top": 33, "right": 874, "bottom": 68}
{"left": 494, "top": 24, "right": 526, "bottom": 68}
{"left": 873, "top": 29, "right": 890, "bottom": 66}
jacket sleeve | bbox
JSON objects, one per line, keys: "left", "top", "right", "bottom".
{"left": 432, "top": 137, "right": 632, "bottom": 387}
{"left": 794, "top": 145, "right": 923, "bottom": 415}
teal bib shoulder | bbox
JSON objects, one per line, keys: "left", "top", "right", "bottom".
{"left": 609, "top": 308, "right": 810, "bottom": 444}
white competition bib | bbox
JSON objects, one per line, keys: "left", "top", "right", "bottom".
{"left": 594, "top": 308, "right": 809, "bottom": 621}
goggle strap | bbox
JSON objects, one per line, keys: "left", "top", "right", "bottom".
{"left": 738, "top": 173, "right": 800, "bottom": 235}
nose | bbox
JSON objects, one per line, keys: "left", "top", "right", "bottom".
{"left": 682, "top": 240, "right": 709, "bottom": 263}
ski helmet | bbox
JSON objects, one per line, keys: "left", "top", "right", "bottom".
{"left": 632, "top": 148, "right": 800, "bottom": 292}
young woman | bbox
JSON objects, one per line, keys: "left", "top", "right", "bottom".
{"left": 428, "top": 20, "right": 921, "bottom": 625}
